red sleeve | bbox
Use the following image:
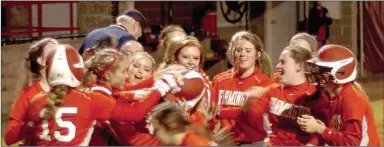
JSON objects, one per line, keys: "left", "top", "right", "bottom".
{"left": 321, "top": 120, "right": 362, "bottom": 146}
{"left": 341, "top": 92, "right": 366, "bottom": 121}
{"left": 113, "top": 91, "right": 135, "bottom": 102}
{"left": 219, "top": 107, "right": 242, "bottom": 119}
{"left": 243, "top": 94, "right": 270, "bottom": 125}
{"left": 9, "top": 91, "right": 29, "bottom": 121}
{"left": 4, "top": 119, "right": 24, "bottom": 145}
{"left": 90, "top": 93, "right": 117, "bottom": 120}
{"left": 110, "top": 90, "right": 162, "bottom": 122}
{"left": 124, "top": 77, "right": 154, "bottom": 90}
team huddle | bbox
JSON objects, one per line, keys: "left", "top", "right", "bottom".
{"left": 4, "top": 9, "right": 381, "bottom": 146}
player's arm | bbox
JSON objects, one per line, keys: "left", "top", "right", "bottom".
{"left": 110, "top": 89, "right": 163, "bottom": 122}
{"left": 306, "top": 93, "right": 332, "bottom": 146}
{"left": 4, "top": 119, "right": 25, "bottom": 145}
{"left": 242, "top": 93, "right": 271, "bottom": 125}
{"left": 124, "top": 77, "right": 154, "bottom": 90}
{"left": 92, "top": 77, "right": 176, "bottom": 122}
{"left": 320, "top": 120, "right": 362, "bottom": 146}
{"left": 4, "top": 91, "right": 29, "bottom": 145}
{"left": 112, "top": 90, "right": 135, "bottom": 102}
{"left": 218, "top": 107, "right": 242, "bottom": 119}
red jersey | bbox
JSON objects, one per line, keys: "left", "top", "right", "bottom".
{"left": 97, "top": 85, "right": 163, "bottom": 146}
{"left": 25, "top": 89, "right": 103, "bottom": 146}
{"left": 181, "top": 130, "right": 218, "bottom": 146}
{"left": 245, "top": 82, "right": 331, "bottom": 146}
{"left": 107, "top": 98, "right": 162, "bottom": 146}
{"left": 24, "top": 84, "right": 163, "bottom": 146}
{"left": 211, "top": 70, "right": 272, "bottom": 142}
{"left": 321, "top": 83, "right": 380, "bottom": 146}
{"left": 5, "top": 80, "right": 44, "bottom": 145}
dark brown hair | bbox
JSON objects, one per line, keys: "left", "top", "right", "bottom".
{"left": 21, "top": 38, "right": 58, "bottom": 89}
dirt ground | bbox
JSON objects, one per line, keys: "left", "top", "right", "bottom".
{"left": 1, "top": 75, "right": 383, "bottom": 146}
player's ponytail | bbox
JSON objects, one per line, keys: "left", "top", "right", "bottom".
{"left": 352, "top": 81, "right": 369, "bottom": 100}
{"left": 43, "top": 85, "right": 70, "bottom": 120}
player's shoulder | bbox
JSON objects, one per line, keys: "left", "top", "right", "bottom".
{"left": 213, "top": 69, "right": 233, "bottom": 83}
{"left": 340, "top": 83, "right": 369, "bottom": 106}
{"left": 86, "top": 90, "right": 113, "bottom": 101}
{"left": 30, "top": 92, "right": 48, "bottom": 104}
{"left": 251, "top": 71, "right": 272, "bottom": 85}
{"left": 70, "top": 88, "right": 91, "bottom": 99}
{"left": 21, "top": 80, "right": 42, "bottom": 96}
{"left": 341, "top": 83, "right": 366, "bottom": 99}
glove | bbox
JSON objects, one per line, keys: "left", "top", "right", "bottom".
{"left": 153, "top": 74, "right": 178, "bottom": 97}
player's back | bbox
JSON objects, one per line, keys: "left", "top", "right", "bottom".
{"left": 28, "top": 88, "right": 100, "bottom": 146}
{"left": 25, "top": 92, "right": 51, "bottom": 146}
{"left": 48, "top": 89, "right": 98, "bottom": 146}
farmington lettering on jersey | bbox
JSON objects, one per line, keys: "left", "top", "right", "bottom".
{"left": 269, "top": 97, "right": 311, "bottom": 119}
{"left": 218, "top": 90, "right": 250, "bottom": 106}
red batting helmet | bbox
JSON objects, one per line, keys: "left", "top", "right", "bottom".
{"left": 306, "top": 44, "right": 357, "bottom": 85}
{"left": 46, "top": 45, "right": 85, "bottom": 87}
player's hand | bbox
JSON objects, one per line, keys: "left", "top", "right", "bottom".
{"left": 246, "top": 83, "right": 280, "bottom": 98}
{"left": 154, "top": 64, "right": 187, "bottom": 86}
{"left": 297, "top": 115, "right": 326, "bottom": 134}
{"left": 212, "top": 127, "right": 236, "bottom": 146}
{"left": 198, "top": 98, "right": 219, "bottom": 121}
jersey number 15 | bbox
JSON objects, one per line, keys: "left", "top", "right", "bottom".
{"left": 39, "top": 107, "right": 77, "bottom": 142}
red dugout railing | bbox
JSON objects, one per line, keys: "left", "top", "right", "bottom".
{"left": 1, "top": 1, "right": 79, "bottom": 38}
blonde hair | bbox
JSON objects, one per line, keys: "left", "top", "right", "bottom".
{"left": 228, "top": 31, "right": 273, "bottom": 78}
{"left": 156, "top": 25, "right": 187, "bottom": 66}
{"left": 80, "top": 49, "right": 126, "bottom": 90}
{"left": 289, "top": 33, "right": 318, "bottom": 54}
{"left": 285, "top": 45, "right": 313, "bottom": 64}
{"left": 164, "top": 36, "right": 204, "bottom": 68}
{"left": 128, "top": 52, "right": 156, "bottom": 72}
{"left": 43, "top": 85, "right": 70, "bottom": 120}
{"left": 352, "top": 81, "right": 369, "bottom": 100}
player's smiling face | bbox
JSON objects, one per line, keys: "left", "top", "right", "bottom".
{"left": 276, "top": 50, "right": 301, "bottom": 85}
{"left": 234, "top": 39, "right": 257, "bottom": 71}
{"left": 127, "top": 55, "right": 154, "bottom": 84}
{"left": 176, "top": 46, "right": 201, "bottom": 70}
